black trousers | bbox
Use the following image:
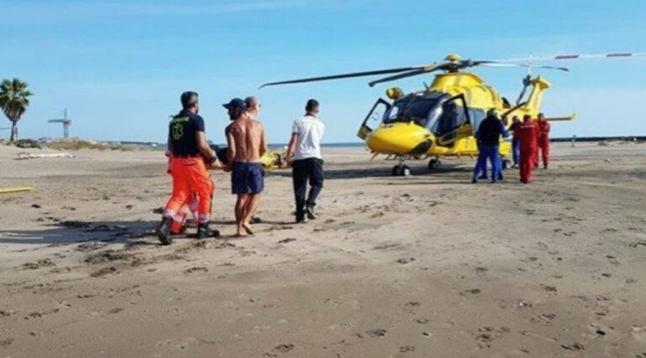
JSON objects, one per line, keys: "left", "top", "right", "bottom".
{"left": 292, "top": 158, "right": 324, "bottom": 216}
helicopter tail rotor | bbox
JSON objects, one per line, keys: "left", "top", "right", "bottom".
{"left": 515, "top": 75, "right": 533, "bottom": 105}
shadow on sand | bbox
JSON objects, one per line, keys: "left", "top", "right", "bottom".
{"left": 266, "top": 162, "right": 477, "bottom": 180}
{"left": 0, "top": 220, "right": 159, "bottom": 246}
{"left": 0, "top": 217, "right": 296, "bottom": 247}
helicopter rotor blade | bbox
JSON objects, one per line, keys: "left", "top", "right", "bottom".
{"left": 367, "top": 63, "right": 447, "bottom": 87}
{"left": 498, "top": 52, "right": 646, "bottom": 63}
{"left": 259, "top": 66, "right": 426, "bottom": 89}
{"left": 474, "top": 61, "right": 569, "bottom": 72}
{"left": 367, "top": 69, "right": 426, "bottom": 87}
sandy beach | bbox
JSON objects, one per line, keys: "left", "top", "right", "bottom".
{"left": 1, "top": 142, "right": 645, "bottom": 357}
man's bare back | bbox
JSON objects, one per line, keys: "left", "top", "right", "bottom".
{"left": 228, "top": 116, "right": 266, "bottom": 163}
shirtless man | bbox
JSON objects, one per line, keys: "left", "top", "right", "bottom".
{"left": 223, "top": 98, "right": 267, "bottom": 237}
{"left": 245, "top": 96, "right": 260, "bottom": 119}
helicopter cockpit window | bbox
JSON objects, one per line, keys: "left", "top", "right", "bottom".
{"left": 426, "top": 96, "right": 469, "bottom": 136}
{"left": 383, "top": 95, "right": 440, "bottom": 126}
{"left": 365, "top": 100, "right": 390, "bottom": 131}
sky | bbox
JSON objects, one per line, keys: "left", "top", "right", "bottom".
{"left": 1, "top": 0, "right": 645, "bottom": 144}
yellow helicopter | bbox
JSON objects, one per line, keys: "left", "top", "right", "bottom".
{"left": 261, "top": 52, "right": 646, "bottom": 176}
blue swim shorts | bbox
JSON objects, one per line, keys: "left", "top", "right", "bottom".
{"left": 231, "top": 162, "right": 265, "bottom": 195}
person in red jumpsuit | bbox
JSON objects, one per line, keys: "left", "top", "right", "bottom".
{"left": 516, "top": 114, "right": 539, "bottom": 184}
{"left": 537, "top": 113, "right": 551, "bottom": 169}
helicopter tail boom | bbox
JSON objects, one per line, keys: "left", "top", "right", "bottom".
{"left": 523, "top": 76, "right": 551, "bottom": 114}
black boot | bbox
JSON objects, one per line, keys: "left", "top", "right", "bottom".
{"left": 197, "top": 223, "right": 220, "bottom": 239}
{"left": 305, "top": 205, "right": 317, "bottom": 220}
{"left": 156, "top": 218, "right": 173, "bottom": 246}
{"left": 295, "top": 210, "right": 305, "bottom": 223}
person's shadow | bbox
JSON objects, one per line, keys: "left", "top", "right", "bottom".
{"left": 0, "top": 218, "right": 298, "bottom": 246}
{"left": 0, "top": 220, "right": 159, "bottom": 246}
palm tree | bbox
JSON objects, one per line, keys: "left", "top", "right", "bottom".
{"left": 0, "top": 78, "right": 33, "bottom": 142}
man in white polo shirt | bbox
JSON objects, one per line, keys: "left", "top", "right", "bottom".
{"left": 285, "top": 99, "right": 325, "bottom": 223}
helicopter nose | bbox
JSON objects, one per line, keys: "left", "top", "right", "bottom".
{"left": 366, "top": 122, "right": 431, "bottom": 154}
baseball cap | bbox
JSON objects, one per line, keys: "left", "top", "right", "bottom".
{"left": 223, "top": 98, "right": 247, "bottom": 111}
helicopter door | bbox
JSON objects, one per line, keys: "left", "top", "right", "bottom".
{"left": 357, "top": 99, "right": 391, "bottom": 140}
{"left": 436, "top": 94, "right": 470, "bottom": 146}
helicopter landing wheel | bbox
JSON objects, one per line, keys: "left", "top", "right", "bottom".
{"left": 428, "top": 158, "right": 441, "bottom": 170}
{"left": 392, "top": 165, "right": 411, "bottom": 176}
{"left": 502, "top": 159, "right": 512, "bottom": 170}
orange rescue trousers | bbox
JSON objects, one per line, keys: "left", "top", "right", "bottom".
{"left": 163, "top": 157, "right": 214, "bottom": 226}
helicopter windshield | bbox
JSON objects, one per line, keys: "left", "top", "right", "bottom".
{"left": 383, "top": 94, "right": 442, "bottom": 126}
{"left": 382, "top": 93, "right": 471, "bottom": 137}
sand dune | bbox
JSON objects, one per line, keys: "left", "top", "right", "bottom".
{"left": 1, "top": 142, "right": 646, "bottom": 357}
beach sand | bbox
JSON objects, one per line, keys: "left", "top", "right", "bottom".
{"left": 1, "top": 142, "right": 645, "bottom": 357}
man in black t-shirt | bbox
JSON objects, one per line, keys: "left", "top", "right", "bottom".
{"left": 156, "top": 91, "right": 219, "bottom": 245}
{"left": 472, "top": 109, "right": 510, "bottom": 184}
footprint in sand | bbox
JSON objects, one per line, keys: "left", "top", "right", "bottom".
{"left": 22, "top": 258, "right": 56, "bottom": 270}
{"left": 108, "top": 308, "right": 124, "bottom": 315}
{"left": 273, "top": 344, "right": 294, "bottom": 353}
{"left": 90, "top": 266, "right": 118, "bottom": 277}
{"left": 365, "top": 329, "right": 387, "bottom": 338}
{"left": 0, "top": 310, "right": 16, "bottom": 317}
{"left": 475, "top": 327, "right": 511, "bottom": 348}
{"left": 185, "top": 267, "right": 208, "bottom": 274}
{"left": 475, "top": 267, "right": 488, "bottom": 274}
{"left": 264, "top": 343, "right": 295, "bottom": 356}
{"left": 396, "top": 258, "right": 415, "bottom": 265}
{"left": 585, "top": 324, "right": 611, "bottom": 338}
{"left": 606, "top": 255, "right": 621, "bottom": 266}
{"left": 84, "top": 250, "right": 134, "bottom": 265}
{"left": 399, "top": 345, "right": 415, "bottom": 353}
{"left": 632, "top": 326, "right": 646, "bottom": 343}
{"left": 460, "top": 288, "right": 481, "bottom": 296}
{"left": 541, "top": 285, "right": 558, "bottom": 295}
{"left": 561, "top": 342, "right": 585, "bottom": 351}
{"left": 278, "top": 238, "right": 296, "bottom": 244}
{"left": 539, "top": 313, "right": 556, "bottom": 323}
{"left": 24, "top": 308, "right": 60, "bottom": 320}
{"left": 373, "top": 243, "right": 403, "bottom": 251}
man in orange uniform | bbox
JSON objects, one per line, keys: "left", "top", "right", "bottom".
{"left": 164, "top": 150, "right": 215, "bottom": 236}
{"left": 516, "top": 114, "right": 539, "bottom": 184}
{"left": 157, "top": 91, "right": 219, "bottom": 245}
{"left": 537, "top": 113, "right": 551, "bottom": 169}
{"left": 169, "top": 180, "right": 216, "bottom": 235}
